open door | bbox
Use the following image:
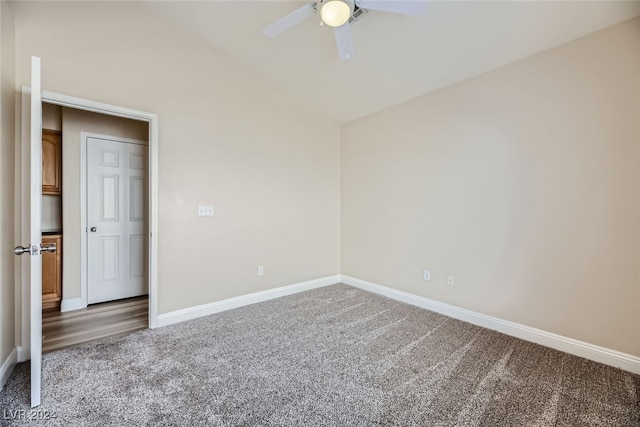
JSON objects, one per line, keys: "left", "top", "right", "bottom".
{"left": 13, "top": 56, "right": 51, "bottom": 408}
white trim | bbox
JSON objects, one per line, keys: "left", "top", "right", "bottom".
{"left": 60, "top": 297, "right": 85, "bottom": 313}
{"left": 79, "top": 132, "right": 87, "bottom": 309}
{"left": 157, "top": 275, "right": 341, "bottom": 327}
{"left": 341, "top": 275, "right": 640, "bottom": 375}
{"left": 42, "top": 91, "right": 151, "bottom": 122}
{"left": 16, "top": 88, "right": 31, "bottom": 362}
{"left": 80, "top": 132, "right": 148, "bottom": 309}
{"left": 148, "top": 117, "right": 159, "bottom": 328}
{"left": 0, "top": 348, "right": 18, "bottom": 390}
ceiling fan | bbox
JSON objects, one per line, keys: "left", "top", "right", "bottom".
{"left": 262, "top": 0, "right": 428, "bottom": 61}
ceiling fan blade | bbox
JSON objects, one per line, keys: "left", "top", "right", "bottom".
{"left": 262, "top": 3, "right": 317, "bottom": 38}
{"left": 356, "top": 0, "right": 428, "bottom": 16}
{"left": 334, "top": 24, "right": 354, "bottom": 61}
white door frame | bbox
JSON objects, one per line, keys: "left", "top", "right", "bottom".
{"left": 81, "top": 132, "right": 149, "bottom": 307}
{"left": 17, "top": 90, "right": 159, "bottom": 362}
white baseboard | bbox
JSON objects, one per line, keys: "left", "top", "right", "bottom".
{"left": 60, "top": 297, "right": 86, "bottom": 313}
{"left": 157, "top": 275, "right": 341, "bottom": 328}
{"left": 341, "top": 275, "right": 640, "bottom": 375}
{"left": 0, "top": 348, "right": 17, "bottom": 390}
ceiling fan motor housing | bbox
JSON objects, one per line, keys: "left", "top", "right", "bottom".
{"left": 262, "top": 0, "right": 428, "bottom": 60}
{"left": 320, "top": 0, "right": 356, "bottom": 27}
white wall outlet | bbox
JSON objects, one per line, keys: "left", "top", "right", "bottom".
{"left": 423, "top": 270, "right": 430, "bottom": 281}
{"left": 447, "top": 275, "right": 455, "bottom": 286}
{"left": 257, "top": 265, "right": 264, "bottom": 276}
{"left": 197, "top": 205, "right": 214, "bottom": 216}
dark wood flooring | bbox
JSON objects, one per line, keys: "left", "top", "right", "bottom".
{"left": 42, "top": 296, "right": 148, "bottom": 353}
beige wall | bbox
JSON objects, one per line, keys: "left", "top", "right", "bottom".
{"left": 342, "top": 17, "right": 640, "bottom": 356}
{"left": 11, "top": 0, "right": 635, "bottom": 362}
{"left": 11, "top": 1, "right": 341, "bottom": 315}
{"left": 61, "top": 108, "right": 148, "bottom": 300}
{"left": 0, "top": 0, "right": 15, "bottom": 368}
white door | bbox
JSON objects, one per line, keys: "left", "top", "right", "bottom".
{"left": 14, "top": 56, "right": 45, "bottom": 408}
{"left": 87, "top": 137, "right": 148, "bottom": 304}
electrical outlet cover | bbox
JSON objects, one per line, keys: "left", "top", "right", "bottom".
{"left": 197, "top": 205, "right": 214, "bottom": 216}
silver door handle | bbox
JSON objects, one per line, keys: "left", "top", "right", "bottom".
{"left": 14, "top": 245, "right": 31, "bottom": 256}
{"left": 14, "top": 243, "right": 56, "bottom": 256}
{"left": 90, "top": 227, "right": 97, "bottom": 232}
{"left": 41, "top": 243, "right": 56, "bottom": 253}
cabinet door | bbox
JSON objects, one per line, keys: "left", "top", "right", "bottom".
{"left": 42, "top": 234, "right": 62, "bottom": 309}
{"left": 42, "top": 129, "right": 62, "bottom": 195}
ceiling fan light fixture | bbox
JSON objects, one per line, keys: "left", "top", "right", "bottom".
{"left": 321, "top": 0, "right": 353, "bottom": 27}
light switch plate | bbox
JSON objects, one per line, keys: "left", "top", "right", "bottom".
{"left": 197, "top": 205, "right": 214, "bottom": 216}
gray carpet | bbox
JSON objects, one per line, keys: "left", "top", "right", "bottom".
{"left": 1, "top": 284, "right": 638, "bottom": 426}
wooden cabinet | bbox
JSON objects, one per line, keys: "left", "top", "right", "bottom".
{"left": 42, "top": 129, "right": 63, "bottom": 309}
{"left": 42, "top": 234, "right": 62, "bottom": 309}
{"left": 42, "top": 129, "right": 62, "bottom": 195}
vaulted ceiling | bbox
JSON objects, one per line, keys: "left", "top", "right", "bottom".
{"left": 143, "top": 1, "right": 640, "bottom": 123}
{"left": 13, "top": 1, "right": 640, "bottom": 123}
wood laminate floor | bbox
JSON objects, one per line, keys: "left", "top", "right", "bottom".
{"left": 42, "top": 296, "right": 148, "bottom": 353}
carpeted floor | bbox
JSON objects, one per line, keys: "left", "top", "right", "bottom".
{"left": 1, "top": 284, "right": 638, "bottom": 426}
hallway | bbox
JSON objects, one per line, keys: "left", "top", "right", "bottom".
{"left": 42, "top": 296, "right": 148, "bottom": 353}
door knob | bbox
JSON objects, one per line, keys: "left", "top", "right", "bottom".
{"left": 14, "top": 243, "right": 56, "bottom": 255}
{"left": 14, "top": 245, "right": 31, "bottom": 256}
{"left": 41, "top": 243, "right": 56, "bottom": 253}
{"left": 90, "top": 227, "right": 97, "bottom": 232}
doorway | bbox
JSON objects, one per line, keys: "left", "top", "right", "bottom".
{"left": 17, "top": 90, "right": 159, "bottom": 365}
{"left": 41, "top": 108, "right": 152, "bottom": 353}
